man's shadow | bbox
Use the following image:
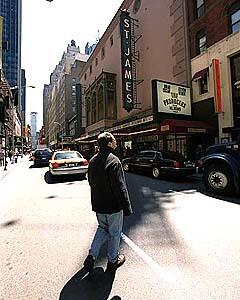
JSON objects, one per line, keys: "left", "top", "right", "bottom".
{"left": 59, "top": 267, "right": 118, "bottom": 300}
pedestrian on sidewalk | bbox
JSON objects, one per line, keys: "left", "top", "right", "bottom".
{"left": 0, "top": 149, "right": 4, "bottom": 167}
{"left": 84, "top": 132, "right": 132, "bottom": 272}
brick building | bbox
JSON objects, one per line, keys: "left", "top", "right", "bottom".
{"left": 188, "top": 0, "right": 240, "bottom": 145}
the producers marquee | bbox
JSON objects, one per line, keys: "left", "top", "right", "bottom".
{"left": 156, "top": 80, "right": 191, "bottom": 116}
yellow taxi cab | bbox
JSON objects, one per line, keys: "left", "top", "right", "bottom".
{"left": 49, "top": 150, "right": 88, "bottom": 177}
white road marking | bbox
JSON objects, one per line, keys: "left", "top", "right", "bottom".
{"left": 121, "top": 233, "right": 179, "bottom": 283}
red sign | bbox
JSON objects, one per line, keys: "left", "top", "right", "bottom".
{"left": 212, "top": 59, "right": 223, "bottom": 113}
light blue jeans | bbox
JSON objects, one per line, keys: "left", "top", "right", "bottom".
{"left": 89, "top": 210, "right": 123, "bottom": 263}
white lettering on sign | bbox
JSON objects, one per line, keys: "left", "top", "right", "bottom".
{"left": 120, "top": 11, "right": 134, "bottom": 112}
{"left": 125, "top": 69, "right": 132, "bottom": 79}
{"left": 124, "top": 18, "right": 130, "bottom": 27}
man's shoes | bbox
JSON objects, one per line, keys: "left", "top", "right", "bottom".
{"left": 83, "top": 254, "right": 95, "bottom": 272}
{"left": 107, "top": 254, "right": 126, "bottom": 270}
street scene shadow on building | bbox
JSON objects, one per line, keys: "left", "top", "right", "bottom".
{"left": 1, "top": 218, "right": 21, "bottom": 228}
{"left": 44, "top": 171, "right": 86, "bottom": 184}
{"left": 123, "top": 173, "right": 198, "bottom": 248}
{"left": 59, "top": 267, "right": 117, "bottom": 300}
{"left": 121, "top": 173, "right": 239, "bottom": 255}
{"left": 29, "top": 164, "right": 48, "bottom": 169}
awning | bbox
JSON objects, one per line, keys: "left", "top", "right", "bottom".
{"left": 158, "top": 119, "right": 212, "bottom": 134}
{"left": 192, "top": 67, "right": 209, "bottom": 81}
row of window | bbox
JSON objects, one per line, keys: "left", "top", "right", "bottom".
{"left": 195, "top": 2, "right": 240, "bottom": 55}
{"left": 86, "top": 87, "right": 115, "bottom": 126}
{"left": 195, "top": 0, "right": 240, "bottom": 33}
{"left": 84, "top": 35, "right": 114, "bottom": 81}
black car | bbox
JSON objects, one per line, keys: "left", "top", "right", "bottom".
{"left": 122, "top": 150, "right": 196, "bottom": 178}
{"left": 32, "top": 148, "right": 52, "bottom": 167}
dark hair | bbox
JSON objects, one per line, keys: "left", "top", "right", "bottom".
{"left": 97, "top": 132, "right": 114, "bottom": 149}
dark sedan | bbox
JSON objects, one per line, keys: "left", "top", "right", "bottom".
{"left": 122, "top": 150, "right": 196, "bottom": 178}
{"left": 32, "top": 148, "right": 52, "bottom": 167}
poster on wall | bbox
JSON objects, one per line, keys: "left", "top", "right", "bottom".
{"left": 153, "top": 80, "right": 191, "bottom": 116}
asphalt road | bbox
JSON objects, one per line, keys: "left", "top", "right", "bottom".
{"left": 0, "top": 158, "right": 240, "bottom": 300}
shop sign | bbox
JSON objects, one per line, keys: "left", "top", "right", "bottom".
{"left": 156, "top": 80, "right": 191, "bottom": 115}
{"left": 120, "top": 11, "right": 134, "bottom": 112}
{"left": 212, "top": 59, "right": 223, "bottom": 113}
{"left": 109, "top": 115, "right": 153, "bottom": 132}
{"left": 160, "top": 125, "right": 170, "bottom": 132}
{"left": 187, "top": 128, "right": 206, "bottom": 133}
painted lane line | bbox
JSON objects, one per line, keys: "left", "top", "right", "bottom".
{"left": 121, "top": 233, "right": 179, "bottom": 283}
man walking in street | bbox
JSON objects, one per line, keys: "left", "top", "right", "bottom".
{"left": 84, "top": 132, "right": 132, "bottom": 272}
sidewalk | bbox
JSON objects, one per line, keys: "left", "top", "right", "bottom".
{"left": 0, "top": 155, "right": 29, "bottom": 181}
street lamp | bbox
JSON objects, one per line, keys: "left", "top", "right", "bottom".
{"left": 53, "top": 121, "right": 63, "bottom": 150}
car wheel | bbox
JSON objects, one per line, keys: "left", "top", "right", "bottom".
{"left": 123, "top": 162, "right": 130, "bottom": 172}
{"left": 152, "top": 167, "right": 160, "bottom": 178}
{"left": 203, "top": 163, "right": 234, "bottom": 195}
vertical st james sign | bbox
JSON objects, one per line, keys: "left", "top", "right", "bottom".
{"left": 120, "top": 11, "right": 134, "bottom": 112}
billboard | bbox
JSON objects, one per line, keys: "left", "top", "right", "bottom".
{"left": 154, "top": 80, "right": 191, "bottom": 116}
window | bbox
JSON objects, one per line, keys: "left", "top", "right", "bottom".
{"left": 196, "top": 31, "right": 206, "bottom": 54}
{"left": 199, "top": 72, "right": 208, "bottom": 94}
{"left": 91, "top": 92, "right": 96, "bottom": 124}
{"left": 142, "top": 152, "right": 155, "bottom": 159}
{"left": 229, "top": 3, "right": 240, "bottom": 33}
{"left": 86, "top": 94, "right": 91, "bottom": 126}
{"left": 107, "top": 90, "right": 115, "bottom": 119}
{"left": 133, "top": 0, "right": 141, "bottom": 14}
{"left": 84, "top": 73, "right": 87, "bottom": 80}
{"left": 97, "top": 86, "right": 104, "bottom": 121}
{"left": 110, "top": 36, "right": 114, "bottom": 47}
{"left": 101, "top": 47, "right": 105, "bottom": 59}
{"left": 95, "top": 57, "right": 98, "bottom": 66}
{"left": 90, "top": 65, "right": 92, "bottom": 75}
{"left": 196, "top": 0, "right": 205, "bottom": 18}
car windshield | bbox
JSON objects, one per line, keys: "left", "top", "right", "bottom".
{"left": 54, "top": 152, "right": 82, "bottom": 160}
{"left": 35, "top": 149, "right": 51, "bottom": 156}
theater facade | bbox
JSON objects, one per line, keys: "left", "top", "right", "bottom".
{"left": 75, "top": 0, "right": 214, "bottom": 160}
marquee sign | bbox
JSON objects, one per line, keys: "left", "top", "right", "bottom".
{"left": 155, "top": 80, "right": 191, "bottom": 116}
{"left": 120, "top": 11, "right": 134, "bottom": 112}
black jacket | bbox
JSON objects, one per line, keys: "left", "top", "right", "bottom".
{"left": 88, "top": 147, "right": 132, "bottom": 215}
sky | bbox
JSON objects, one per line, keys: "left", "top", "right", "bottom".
{"left": 22, "top": 0, "right": 123, "bottom": 131}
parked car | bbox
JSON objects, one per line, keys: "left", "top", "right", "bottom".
{"left": 200, "top": 141, "right": 240, "bottom": 196}
{"left": 32, "top": 148, "right": 52, "bottom": 166}
{"left": 49, "top": 150, "right": 88, "bottom": 178}
{"left": 122, "top": 150, "right": 196, "bottom": 178}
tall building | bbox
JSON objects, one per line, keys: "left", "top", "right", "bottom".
{"left": 43, "top": 84, "right": 49, "bottom": 128}
{"left": 85, "top": 42, "right": 97, "bottom": 55}
{"left": 30, "top": 112, "right": 37, "bottom": 149}
{"left": 21, "top": 69, "right": 26, "bottom": 124}
{"left": 45, "top": 40, "right": 88, "bottom": 148}
{"left": 0, "top": 0, "right": 19, "bottom": 87}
